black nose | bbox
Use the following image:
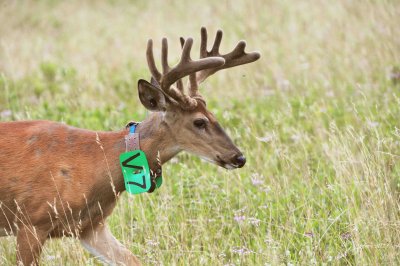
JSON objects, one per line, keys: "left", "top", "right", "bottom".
{"left": 234, "top": 154, "right": 246, "bottom": 168}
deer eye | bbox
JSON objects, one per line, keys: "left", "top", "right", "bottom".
{"left": 193, "top": 119, "right": 207, "bottom": 129}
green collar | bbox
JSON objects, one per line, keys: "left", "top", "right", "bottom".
{"left": 119, "top": 122, "right": 162, "bottom": 194}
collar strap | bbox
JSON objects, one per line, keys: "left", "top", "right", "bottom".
{"left": 125, "top": 122, "right": 140, "bottom": 151}
{"left": 124, "top": 121, "right": 162, "bottom": 193}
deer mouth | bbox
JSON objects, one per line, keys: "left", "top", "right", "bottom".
{"left": 216, "top": 155, "right": 239, "bottom": 170}
{"left": 199, "top": 155, "right": 242, "bottom": 170}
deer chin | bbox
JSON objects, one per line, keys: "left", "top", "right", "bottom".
{"left": 200, "top": 155, "right": 231, "bottom": 170}
{"left": 223, "top": 163, "right": 238, "bottom": 170}
{"left": 216, "top": 156, "right": 240, "bottom": 170}
{"left": 198, "top": 155, "right": 239, "bottom": 170}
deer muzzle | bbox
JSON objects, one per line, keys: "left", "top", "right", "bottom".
{"left": 216, "top": 152, "right": 246, "bottom": 169}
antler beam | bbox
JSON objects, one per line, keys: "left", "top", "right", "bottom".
{"left": 146, "top": 37, "right": 225, "bottom": 109}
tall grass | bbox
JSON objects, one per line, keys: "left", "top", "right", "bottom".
{"left": 1, "top": 0, "right": 399, "bottom": 265}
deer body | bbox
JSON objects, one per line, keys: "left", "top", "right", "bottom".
{"left": 0, "top": 115, "right": 178, "bottom": 265}
{"left": 0, "top": 28, "right": 259, "bottom": 265}
{"left": 0, "top": 120, "right": 124, "bottom": 238}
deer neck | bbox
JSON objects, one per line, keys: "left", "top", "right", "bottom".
{"left": 135, "top": 112, "right": 181, "bottom": 169}
{"left": 100, "top": 112, "right": 180, "bottom": 195}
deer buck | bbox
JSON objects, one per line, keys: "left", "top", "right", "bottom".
{"left": 0, "top": 27, "right": 260, "bottom": 265}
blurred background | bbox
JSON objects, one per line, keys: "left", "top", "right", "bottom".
{"left": 0, "top": 0, "right": 399, "bottom": 265}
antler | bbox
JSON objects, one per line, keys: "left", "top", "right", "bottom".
{"left": 146, "top": 37, "right": 225, "bottom": 109}
{"left": 180, "top": 27, "right": 261, "bottom": 97}
{"left": 198, "top": 27, "right": 261, "bottom": 82}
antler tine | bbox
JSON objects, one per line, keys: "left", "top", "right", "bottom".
{"left": 197, "top": 27, "right": 261, "bottom": 83}
{"left": 161, "top": 38, "right": 170, "bottom": 75}
{"left": 211, "top": 29, "right": 223, "bottom": 54}
{"left": 180, "top": 37, "right": 199, "bottom": 97}
{"left": 200, "top": 28, "right": 207, "bottom": 58}
{"left": 175, "top": 77, "right": 184, "bottom": 93}
{"left": 223, "top": 40, "right": 260, "bottom": 68}
{"left": 146, "top": 39, "right": 162, "bottom": 82}
{"left": 188, "top": 66, "right": 199, "bottom": 97}
{"left": 175, "top": 37, "right": 186, "bottom": 94}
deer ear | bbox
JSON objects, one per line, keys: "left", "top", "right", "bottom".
{"left": 138, "top": 79, "right": 168, "bottom": 112}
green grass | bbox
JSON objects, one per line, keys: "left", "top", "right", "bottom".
{"left": 1, "top": 0, "right": 400, "bottom": 265}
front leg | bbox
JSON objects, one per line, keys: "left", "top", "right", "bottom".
{"left": 16, "top": 225, "right": 48, "bottom": 266}
{"left": 80, "top": 223, "right": 141, "bottom": 266}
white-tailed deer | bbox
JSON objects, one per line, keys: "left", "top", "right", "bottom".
{"left": 0, "top": 27, "right": 260, "bottom": 265}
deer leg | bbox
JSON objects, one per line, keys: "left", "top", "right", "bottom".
{"left": 80, "top": 223, "right": 141, "bottom": 266}
{"left": 16, "top": 225, "right": 48, "bottom": 266}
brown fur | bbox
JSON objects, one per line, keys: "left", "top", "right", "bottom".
{"left": 0, "top": 122, "right": 123, "bottom": 242}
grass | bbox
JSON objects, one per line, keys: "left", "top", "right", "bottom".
{"left": 1, "top": 0, "right": 400, "bottom": 265}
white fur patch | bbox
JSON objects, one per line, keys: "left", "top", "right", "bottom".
{"left": 80, "top": 240, "right": 110, "bottom": 265}
{"left": 224, "top": 164, "right": 236, "bottom": 170}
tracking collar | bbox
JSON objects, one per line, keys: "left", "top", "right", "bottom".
{"left": 119, "top": 122, "right": 162, "bottom": 194}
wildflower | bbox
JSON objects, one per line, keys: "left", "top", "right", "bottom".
{"left": 276, "top": 78, "right": 290, "bottom": 90}
{"left": 367, "top": 120, "right": 379, "bottom": 128}
{"left": 45, "top": 255, "right": 61, "bottom": 261}
{"left": 251, "top": 176, "right": 264, "bottom": 185}
{"left": 340, "top": 232, "right": 351, "bottom": 240}
{"left": 304, "top": 232, "right": 314, "bottom": 238}
{"left": 248, "top": 217, "right": 261, "bottom": 226}
{"left": 234, "top": 215, "right": 246, "bottom": 222}
{"left": 145, "top": 239, "right": 159, "bottom": 247}
{"left": 0, "top": 109, "right": 12, "bottom": 118}
{"left": 232, "top": 247, "right": 252, "bottom": 255}
{"left": 290, "top": 134, "right": 301, "bottom": 142}
{"left": 326, "top": 90, "right": 334, "bottom": 97}
{"left": 256, "top": 134, "right": 274, "bottom": 143}
{"left": 263, "top": 186, "right": 271, "bottom": 194}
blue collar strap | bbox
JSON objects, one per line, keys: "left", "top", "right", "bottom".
{"left": 129, "top": 123, "right": 137, "bottom": 134}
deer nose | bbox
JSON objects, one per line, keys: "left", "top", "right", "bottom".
{"left": 233, "top": 154, "right": 246, "bottom": 168}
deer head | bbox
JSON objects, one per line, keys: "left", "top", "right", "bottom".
{"left": 137, "top": 27, "right": 260, "bottom": 169}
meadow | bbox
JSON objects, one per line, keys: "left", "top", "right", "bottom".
{"left": 0, "top": 0, "right": 399, "bottom": 265}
